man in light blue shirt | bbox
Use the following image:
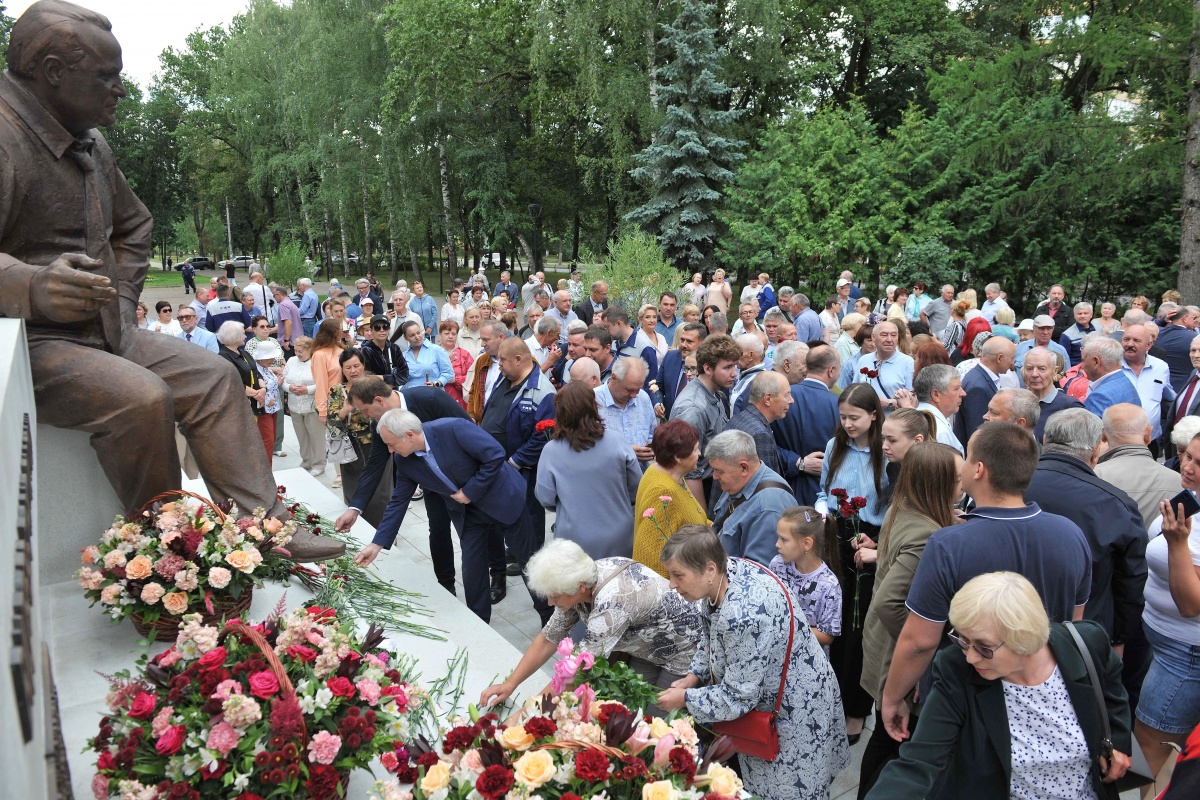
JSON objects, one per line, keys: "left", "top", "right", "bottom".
{"left": 1120, "top": 323, "right": 1175, "bottom": 440}
{"left": 707, "top": 429, "right": 797, "bottom": 566}
{"left": 791, "top": 293, "right": 825, "bottom": 342}
{"left": 175, "top": 308, "right": 219, "bottom": 353}
{"left": 1015, "top": 314, "right": 1070, "bottom": 369}
{"left": 297, "top": 278, "right": 320, "bottom": 337}
{"left": 595, "top": 357, "right": 657, "bottom": 470}
{"left": 854, "top": 320, "right": 915, "bottom": 410}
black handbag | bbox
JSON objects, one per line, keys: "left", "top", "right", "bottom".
{"left": 1063, "top": 622, "right": 1155, "bottom": 792}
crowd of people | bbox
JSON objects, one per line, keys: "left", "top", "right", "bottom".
{"left": 154, "top": 266, "right": 1200, "bottom": 800}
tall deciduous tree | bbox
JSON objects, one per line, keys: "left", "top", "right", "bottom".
{"left": 626, "top": 0, "right": 744, "bottom": 275}
{"left": 0, "top": 4, "right": 12, "bottom": 63}
{"left": 1180, "top": 0, "right": 1200, "bottom": 300}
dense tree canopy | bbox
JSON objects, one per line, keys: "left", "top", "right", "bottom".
{"left": 0, "top": 0, "right": 1192, "bottom": 306}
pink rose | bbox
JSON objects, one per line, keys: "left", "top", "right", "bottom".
{"left": 287, "top": 644, "right": 317, "bottom": 662}
{"left": 248, "top": 671, "right": 280, "bottom": 699}
{"left": 556, "top": 638, "right": 574, "bottom": 657}
{"left": 206, "top": 721, "right": 241, "bottom": 756}
{"left": 326, "top": 676, "right": 355, "bottom": 699}
{"left": 155, "top": 724, "right": 186, "bottom": 756}
{"left": 577, "top": 651, "right": 595, "bottom": 671}
{"left": 307, "top": 730, "right": 342, "bottom": 765}
{"left": 355, "top": 678, "right": 382, "bottom": 706}
{"left": 91, "top": 774, "right": 109, "bottom": 800}
{"left": 127, "top": 691, "right": 157, "bottom": 720}
{"left": 197, "top": 647, "right": 228, "bottom": 669}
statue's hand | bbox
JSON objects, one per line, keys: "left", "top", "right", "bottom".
{"left": 31, "top": 254, "right": 116, "bottom": 322}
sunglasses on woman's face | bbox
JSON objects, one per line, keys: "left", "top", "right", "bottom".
{"left": 372, "top": 324, "right": 389, "bottom": 332}
{"left": 948, "top": 629, "right": 1006, "bottom": 660}
{"left": 161, "top": 307, "right": 172, "bottom": 313}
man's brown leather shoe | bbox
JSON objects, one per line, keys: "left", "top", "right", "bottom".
{"left": 279, "top": 526, "right": 346, "bottom": 562}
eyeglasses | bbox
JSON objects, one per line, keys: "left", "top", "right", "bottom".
{"left": 372, "top": 324, "right": 389, "bottom": 331}
{"left": 161, "top": 307, "right": 172, "bottom": 313}
{"left": 684, "top": 366, "right": 699, "bottom": 375}
{"left": 948, "top": 629, "right": 1006, "bottom": 660}
{"left": 177, "top": 314, "right": 196, "bottom": 320}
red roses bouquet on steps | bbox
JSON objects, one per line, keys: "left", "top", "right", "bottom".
{"left": 89, "top": 605, "right": 434, "bottom": 800}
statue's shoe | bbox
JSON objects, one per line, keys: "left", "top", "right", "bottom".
{"left": 278, "top": 526, "right": 346, "bottom": 563}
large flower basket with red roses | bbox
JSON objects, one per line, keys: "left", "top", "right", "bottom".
{"left": 75, "top": 491, "right": 297, "bottom": 641}
{"left": 367, "top": 684, "right": 745, "bottom": 800}
{"left": 88, "top": 606, "right": 434, "bottom": 800}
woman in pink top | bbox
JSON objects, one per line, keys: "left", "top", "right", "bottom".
{"left": 310, "top": 318, "right": 346, "bottom": 424}
{"left": 438, "top": 319, "right": 475, "bottom": 409}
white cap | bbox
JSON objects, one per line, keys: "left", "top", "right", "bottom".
{"left": 836, "top": 278, "right": 851, "bottom": 288}
{"left": 1017, "top": 318, "right": 1035, "bottom": 332}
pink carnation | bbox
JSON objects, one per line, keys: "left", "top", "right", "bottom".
{"left": 355, "top": 678, "right": 382, "bottom": 706}
{"left": 658, "top": 495, "right": 673, "bottom": 503}
{"left": 103, "top": 550, "right": 126, "bottom": 569}
{"left": 307, "top": 730, "right": 342, "bottom": 765}
{"left": 153, "top": 553, "right": 186, "bottom": 580}
{"left": 206, "top": 721, "right": 241, "bottom": 756}
{"left": 91, "top": 774, "right": 109, "bottom": 800}
{"left": 158, "top": 649, "right": 182, "bottom": 668}
{"left": 641, "top": 508, "right": 656, "bottom": 519}
{"left": 151, "top": 705, "right": 175, "bottom": 738}
{"left": 212, "top": 679, "right": 243, "bottom": 702}
{"left": 207, "top": 567, "right": 232, "bottom": 589}
{"left": 140, "top": 583, "right": 165, "bottom": 604}
{"left": 99, "top": 584, "right": 123, "bottom": 605}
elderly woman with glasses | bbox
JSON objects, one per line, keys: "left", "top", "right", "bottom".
{"left": 478, "top": 538, "right": 702, "bottom": 712}
{"left": 866, "top": 572, "right": 1132, "bottom": 800}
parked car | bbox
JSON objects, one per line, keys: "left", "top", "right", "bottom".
{"left": 217, "top": 255, "right": 258, "bottom": 271}
{"left": 180, "top": 256, "right": 213, "bottom": 271}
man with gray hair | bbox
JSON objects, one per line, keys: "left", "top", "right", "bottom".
{"left": 1082, "top": 334, "right": 1140, "bottom": 418}
{"left": 980, "top": 282, "right": 1008, "bottom": 323}
{"left": 774, "top": 343, "right": 840, "bottom": 504}
{"left": 1096, "top": 404, "right": 1182, "bottom": 530}
{"left": 706, "top": 429, "right": 797, "bottom": 565}
{"left": 791, "top": 293, "right": 825, "bottom": 342}
{"left": 1023, "top": 408, "right": 1147, "bottom": 677}
{"left": 767, "top": 286, "right": 796, "bottom": 323}
{"left": 708, "top": 311, "right": 729, "bottom": 336}
{"left": 772, "top": 339, "right": 809, "bottom": 384}
{"left": 596, "top": 357, "right": 656, "bottom": 469}
{"left": 527, "top": 317, "right": 562, "bottom": 372}
{"left": 912, "top": 363, "right": 966, "bottom": 454}
{"left": 1060, "top": 301, "right": 1097, "bottom": 366}
{"left": 726, "top": 371, "right": 793, "bottom": 477}
{"left": 982, "top": 387, "right": 1040, "bottom": 433}
{"left": 1156, "top": 300, "right": 1195, "bottom": 390}
{"left": 730, "top": 333, "right": 767, "bottom": 414}
{"left": 921, "top": 284, "right": 955, "bottom": 335}
{"left": 355, "top": 409, "right": 533, "bottom": 623}
{"left": 1120, "top": 322, "right": 1174, "bottom": 450}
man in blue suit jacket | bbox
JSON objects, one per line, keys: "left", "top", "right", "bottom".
{"left": 954, "top": 338, "right": 1015, "bottom": 445}
{"left": 659, "top": 323, "right": 706, "bottom": 417}
{"left": 354, "top": 411, "right": 532, "bottom": 624}
{"left": 1082, "top": 337, "right": 1141, "bottom": 419}
{"left": 773, "top": 344, "right": 841, "bottom": 504}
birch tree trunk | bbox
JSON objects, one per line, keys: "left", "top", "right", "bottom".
{"left": 337, "top": 197, "right": 351, "bottom": 278}
{"left": 362, "top": 176, "right": 372, "bottom": 270}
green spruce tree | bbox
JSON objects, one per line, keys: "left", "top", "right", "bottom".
{"left": 626, "top": 0, "right": 744, "bottom": 275}
{"left": 0, "top": 4, "right": 13, "bottom": 64}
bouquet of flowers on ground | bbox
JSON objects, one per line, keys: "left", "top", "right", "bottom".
{"left": 370, "top": 671, "right": 742, "bottom": 800}
{"left": 75, "top": 491, "right": 295, "bottom": 638}
{"left": 549, "top": 638, "right": 662, "bottom": 718}
{"left": 89, "top": 605, "right": 434, "bottom": 800}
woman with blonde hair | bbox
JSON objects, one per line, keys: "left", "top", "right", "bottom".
{"left": 866, "top": 572, "right": 1133, "bottom": 799}
{"left": 458, "top": 306, "right": 484, "bottom": 354}
{"left": 639, "top": 304, "right": 669, "bottom": 359}
{"left": 282, "top": 336, "right": 325, "bottom": 475}
{"left": 1095, "top": 302, "right": 1121, "bottom": 335}
{"left": 705, "top": 268, "right": 733, "bottom": 313}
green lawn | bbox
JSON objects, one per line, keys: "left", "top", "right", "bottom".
{"left": 142, "top": 269, "right": 188, "bottom": 289}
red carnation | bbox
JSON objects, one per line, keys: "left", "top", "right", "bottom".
{"left": 535, "top": 420, "right": 556, "bottom": 433}
{"left": 594, "top": 702, "right": 627, "bottom": 725}
{"left": 305, "top": 764, "right": 341, "bottom": 800}
{"left": 475, "top": 765, "right": 515, "bottom": 800}
{"left": 306, "top": 606, "right": 337, "bottom": 621}
{"left": 286, "top": 645, "right": 317, "bottom": 663}
{"left": 380, "top": 751, "right": 399, "bottom": 773}
{"left": 561, "top": 795, "right": 583, "bottom": 800}
{"left": 573, "top": 749, "right": 611, "bottom": 782}
{"left": 523, "top": 716, "right": 557, "bottom": 739}
{"left": 416, "top": 750, "right": 440, "bottom": 768}
{"left": 442, "top": 723, "right": 481, "bottom": 753}
{"left": 236, "top": 795, "right": 266, "bottom": 800}
{"left": 830, "top": 488, "right": 848, "bottom": 499}
{"left": 668, "top": 746, "right": 697, "bottom": 780}
{"left": 851, "top": 496, "right": 868, "bottom": 509}
{"left": 326, "top": 676, "right": 356, "bottom": 699}
{"left": 197, "top": 647, "right": 228, "bottom": 669}
{"left": 199, "top": 760, "right": 227, "bottom": 781}
{"left": 396, "top": 764, "right": 418, "bottom": 784}
{"left": 127, "top": 691, "right": 157, "bottom": 720}
{"left": 248, "top": 671, "right": 280, "bottom": 699}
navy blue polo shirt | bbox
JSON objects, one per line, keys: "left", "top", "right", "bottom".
{"left": 906, "top": 503, "right": 1092, "bottom": 625}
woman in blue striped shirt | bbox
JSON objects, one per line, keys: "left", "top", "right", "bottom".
{"left": 815, "top": 383, "right": 890, "bottom": 745}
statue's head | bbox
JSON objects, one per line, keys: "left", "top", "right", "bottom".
{"left": 7, "top": 1, "right": 124, "bottom": 135}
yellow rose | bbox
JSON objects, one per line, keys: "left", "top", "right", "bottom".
{"left": 704, "top": 764, "right": 742, "bottom": 798}
{"left": 125, "top": 555, "right": 153, "bottom": 580}
{"left": 642, "top": 780, "right": 679, "bottom": 800}
{"left": 419, "top": 762, "right": 451, "bottom": 794}
{"left": 649, "top": 717, "right": 672, "bottom": 739}
{"left": 497, "top": 724, "right": 535, "bottom": 751}
{"left": 161, "top": 591, "right": 189, "bottom": 615}
{"left": 512, "top": 750, "right": 555, "bottom": 789}
{"left": 226, "top": 550, "right": 255, "bottom": 573}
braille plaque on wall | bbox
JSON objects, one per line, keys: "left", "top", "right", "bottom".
{"left": 11, "top": 413, "right": 35, "bottom": 742}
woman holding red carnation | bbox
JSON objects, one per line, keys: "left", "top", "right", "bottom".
{"left": 814, "top": 384, "right": 890, "bottom": 744}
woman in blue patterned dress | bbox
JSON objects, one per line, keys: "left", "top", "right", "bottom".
{"left": 657, "top": 527, "right": 850, "bottom": 800}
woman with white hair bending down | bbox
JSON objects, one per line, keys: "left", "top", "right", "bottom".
{"left": 866, "top": 572, "right": 1132, "bottom": 799}
{"left": 479, "top": 539, "right": 702, "bottom": 710}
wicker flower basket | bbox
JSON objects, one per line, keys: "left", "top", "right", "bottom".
{"left": 128, "top": 490, "right": 252, "bottom": 641}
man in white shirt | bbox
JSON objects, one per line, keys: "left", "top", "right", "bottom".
{"left": 911, "top": 364, "right": 966, "bottom": 454}
{"left": 388, "top": 289, "right": 424, "bottom": 348}
{"left": 527, "top": 317, "right": 562, "bottom": 373}
{"left": 739, "top": 276, "right": 760, "bottom": 306}
{"left": 1121, "top": 323, "right": 1175, "bottom": 447}
{"left": 980, "top": 282, "right": 1009, "bottom": 323}
{"left": 242, "top": 272, "right": 276, "bottom": 325}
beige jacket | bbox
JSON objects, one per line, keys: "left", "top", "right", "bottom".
{"left": 860, "top": 512, "right": 942, "bottom": 705}
{"left": 1094, "top": 444, "right": 1181, "bottom": 530}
